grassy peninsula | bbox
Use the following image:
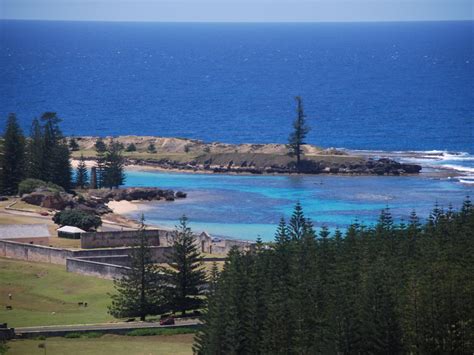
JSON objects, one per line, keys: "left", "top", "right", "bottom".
{"left": 70, "top": 136, "right": 421, "bottom": 175}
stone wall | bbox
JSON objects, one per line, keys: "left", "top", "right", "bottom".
{"left": 80, "top": 229, "right": 173, "bottom": 249}
{"left": 73, "top": 246, "right": 172, "bottom": 263}
{"left": 66, "top": 258, "right": 130, "bottom": 280}
{"left": 0, "top": 240, "right": 73, "bottom": 265}
{"left": 75, "top": 255, "right": 131, "bottom": 266}
{"left": 0, "top": 240, "right": 171, "bottom": 267}
{"left": 210, "top": 239, "right": 255, "bottom": 255}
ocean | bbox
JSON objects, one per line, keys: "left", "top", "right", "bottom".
{"left": 1, "top": 20, "right": 473, "bottom": 152}
{"left": 1, "top": 20, "right": 473, "bottom": 240}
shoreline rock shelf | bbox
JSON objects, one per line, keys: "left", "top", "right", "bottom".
{"left": 21, "top": 187, "right": 187, "bottom": 213}
{"left": 128, "top": 156, "right": 422, "bottom": 176}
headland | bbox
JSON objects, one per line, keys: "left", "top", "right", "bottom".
{"left": 71, "top": 136, "right": 422, "bottom": 176}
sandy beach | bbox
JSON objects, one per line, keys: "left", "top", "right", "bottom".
{"left": 106, "top": 200, "right": 139, "bottom": 214}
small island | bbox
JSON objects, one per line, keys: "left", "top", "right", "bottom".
{"left": 70, "top": 135, "right": 422, "bottom": 176}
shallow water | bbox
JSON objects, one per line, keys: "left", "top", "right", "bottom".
{"left": 124, "top": 169, "right": 473, "bottom": 241}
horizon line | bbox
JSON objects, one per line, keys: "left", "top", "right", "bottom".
{"left": 1, "top": 18, "right": 473, "bottom": 24}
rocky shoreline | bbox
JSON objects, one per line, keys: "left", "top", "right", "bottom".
{"left": 21, "top": 187, "right": 187, "bottom": 214}
{"left": 127, "top": 156, "right": 422, "bottom": 176}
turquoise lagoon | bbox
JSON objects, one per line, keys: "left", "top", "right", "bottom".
{"left": 123, "top": 170, "right": 473, "bottom": 241}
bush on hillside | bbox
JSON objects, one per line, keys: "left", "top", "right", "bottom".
{"left": 53, "top": 209, "right": 102, "bottom": 231}
{"left": 125, "top": 143, "right": 137, "bottom": 152}
{"left": 18, "top": 178, "right": 64, "bottom": 196}
{"left": 147, "top": 143, "right": 157, "bottom": 153}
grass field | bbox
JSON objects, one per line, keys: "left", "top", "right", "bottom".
{"left": 0, "top": 258, "right": 115, "bottom": 327}
{"left": 6, "top": 334, "right": 194, "bottom": 355}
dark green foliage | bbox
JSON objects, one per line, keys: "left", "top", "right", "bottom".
{"left": 75, "top": 154, "right": 89, "bottom": 188}
{"left": 127, "top": 327, "right": 196, "bottom": 336}
{"left": 195, "top": 199, "right": 474, "bottom": 354}
{"left": 69, "top": 137, "right": 80, "bottom": 151}
{"left": 25, "top": 118, "right": 46, "bottom": 181}
{"left": 167, "top": 216, "right": 207, "bottom": 316}
{"left": 0, "top": 113, "right": 26, "bottom": 195}
{"left": 22, "top": 113, "right": 72, "bottom": 191}
{"left": 95, "top": 138, "right": 125, "bottom": 189}
{"left": 288, "top": 96, "right": 310, "bottom": 169}
{"left": 40, "top": 112, "right": 72, "bottom": 191}
{"left": 94, "top": 138, "right": 107, "bottom": 188}
{"left": 0, "top": 341, "right": 8, "bottom": 355}
{"left": 63, "top": 332, "right": 103, "bottom": 339}
{"left": 125, "top": 143, "right": 136, "bottom": 152}
{"left": 94, "top": 138, "right": 107, "bottom": 152}
{"left": 90, "top": 166, "right": 97, "bottom": 189}
{"left": 64, "top": 333, "right": 82, "bottom": 339}
{"left": 102, "top": 140, "right": 125, "bottom": 188}
{"left": 147, "top": 143, "right": 157, "bottom": 153}
{"left": 53, "top": 209, "right": 102, "bottom": 231}
{"left": 109, "top": 217, "right": 168, "bottom": 321}
{"left": 18, "top": 178, "right": 64, "bottom": 196}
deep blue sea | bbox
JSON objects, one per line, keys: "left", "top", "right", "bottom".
{"left": 1, "top": 20, "right": 473, "bottom": 240}
{"left": 1, "top": 20, "right": 473, "bottom": 152}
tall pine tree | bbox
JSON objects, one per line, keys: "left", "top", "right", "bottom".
{"left": 95, "top": 138, "right": 107, "bottom": 188}
{"left": 40, "top": 112, "right": 72, "bottom": 190}
{"left": 167, "top": 216, "right": 207, "bottom": 316}
{"left": 75, "top": 154, "right": 89, "bottom": 188}
{"left": 25, "top": 118, "right": 45, "bottom": 180}
{"left": 0, "top": 114, "right": 25, "bottom": 195}
{"left": 108, "top": 216, "right": 167, "bottom": 321}
{"left": 288, "top": 96, "right": 310, "bottom": 170}
{"left": 102, "top": 140, "right": 125, "bottom": 189}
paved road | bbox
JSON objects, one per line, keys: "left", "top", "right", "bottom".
{"left": 16, "top": 319, "right": 200, "bottom": 335}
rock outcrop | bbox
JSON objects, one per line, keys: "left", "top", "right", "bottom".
{"left": 21, "top": 187, "right": 186, "bottom": 213}
{"left": 21, "top": 189, "right": 74, "bottom": 210}
{"left": 128, "top": 156, "right": 421, "bottom": 176}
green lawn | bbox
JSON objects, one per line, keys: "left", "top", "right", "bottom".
{"left": 0, "top": 258, "right": 115, "bottom": 327}
{"left": 6, "top": 334, "right": 194, "bottom": 355}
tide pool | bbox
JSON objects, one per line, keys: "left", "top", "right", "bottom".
{"left": 124, "top": 170, "right": 473, "bottom": 241}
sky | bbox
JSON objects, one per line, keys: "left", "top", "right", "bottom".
{"left": 0, "top": 0, "right": 472, "bottom": 22}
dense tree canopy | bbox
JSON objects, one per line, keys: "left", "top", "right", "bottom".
{"left": 1, "top": 112, "right": 74, "bottom": 194}
{"left": 53, "top": 209, "right": 102, "bottom": 231}
{"left": 194, "top": 199, "right": 474, "bottom": 354}
{"left": 94, "top": 139, "right": 125, "bottom": 189}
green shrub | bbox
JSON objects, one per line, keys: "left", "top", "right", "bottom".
{"left": 18, "top": 178, "right": 64, "bottom": 195}
{"left": 34, "top": 336, "right": 46, "bottom": 341}
{"left": 147, "top": 143, "right": 157, "bottom": 154}
{"left": 64, "top": 332, "right": 82, "bottom": 338}
{"left": 126, "top": 143, "right": 137, "bottom": 152}
{"left": 53, "top": 209, "right": 102, "bottom": 231}
{"left": 127, "top": 327, "right": 196, "bottom": 337}
{"left": 69, "top": 138, "right": 80, "bottom": 151}
{"left": 0, "top": 341, "right": 9, "bottom": 355}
